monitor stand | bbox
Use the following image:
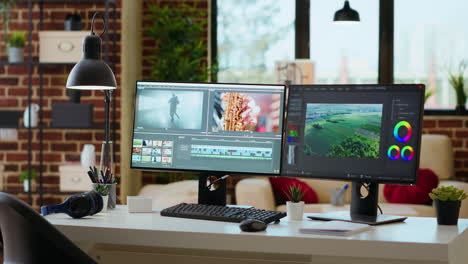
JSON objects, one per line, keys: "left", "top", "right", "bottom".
{"left": 308, "top": 182, "right": 407, "bottom": 225}
{"left": 198, "top": 173, "right": 227, "bottom": 206}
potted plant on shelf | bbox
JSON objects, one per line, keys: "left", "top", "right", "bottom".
{"left": 7, "top": 31, "right": 25, "bottom": 63}
{"left": 19, "top": 170, "right": 36, "bottom": 192}
{"left": 1, "top": 0, "right": 17, "bottom": 54}
{"left": 429, "top": 185, "right": 467, "bottom": 225}
{"left": 448, "top": 61, "right": 467, "bottom": 115}
{"left": 93, "top": 183, "right": 109, "bottom": 213}
{"left": 285, "top": 184, "right": 307, "bottom": 221}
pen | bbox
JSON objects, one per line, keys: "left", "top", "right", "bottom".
{"left": 87, "top": 171, "right": 96, "bottom": 183}
{"left": 338, "top": 184, "right": 349, "bottom": 196}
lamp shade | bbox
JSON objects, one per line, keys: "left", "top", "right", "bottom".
{"left": 333, "top": 1, "right": 360, "bottom": 23}
{"left": 66, "top": 34, "right": 117, "bottom": 90}
{"left": 66, "top": 59, "right": 117, "bottom": 90}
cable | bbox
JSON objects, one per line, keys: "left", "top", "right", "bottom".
{"left": 360, "top": 182, "right": 383, "bottom": 215}
{"left": 206, "top": 175, "right": 229, "bottom": 190}
{"left": 377, "top": 204, "right": 383, "bottom": 215}
{"left": 91, "top": 12, "right": 107, "bottom": 38}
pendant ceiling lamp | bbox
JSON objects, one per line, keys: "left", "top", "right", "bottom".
{"left": 333, "top": 0, "right": 360, "bottom": 23}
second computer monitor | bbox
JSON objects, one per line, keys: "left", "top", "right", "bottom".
{"left": 131, "top": 82, "right": 286, "bottom": 175}
{"left": 283, "top": 84, "right": 424, "bottom": 184}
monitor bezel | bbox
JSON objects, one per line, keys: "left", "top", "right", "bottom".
{"left": 282, "top": 84, "right": 425, "bottom": 185}
{"left": 130, "top": 80, "right": 288, "bottom": 176}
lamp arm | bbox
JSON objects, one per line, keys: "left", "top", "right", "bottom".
{"left": 104, "top": 90, "right": 112, "bottom": 144}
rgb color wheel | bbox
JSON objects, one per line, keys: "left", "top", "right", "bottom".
{"left": 393, "top": 121, "right": 412, "bottom": 142}
{"left": 387, "top": 145, "right": 400, "bottom": 160}
{"left": 401, "top": 146, "right": 415, "bottom": 161}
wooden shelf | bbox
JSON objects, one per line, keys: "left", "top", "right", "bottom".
{"left": 18, "top": 0, "right": 115, "bottom": 4}
{"left": 4, "top": 190, "right": 80, "bottom": 195}
{"left": 0, "top": 61, "right": 75, "bottom": 66}
{"left": 19, "top": 126, "right": 103, "bottom": 130}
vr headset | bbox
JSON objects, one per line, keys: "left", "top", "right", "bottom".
{"left": 41, "top": 191, "right": 103, "bottom": 219}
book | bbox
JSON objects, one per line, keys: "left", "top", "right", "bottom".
{"left": 299, "top": 221, "right": 371, "bottom": 236}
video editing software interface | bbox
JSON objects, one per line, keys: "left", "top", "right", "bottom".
{"left": 131, "top": 82, "right": 285, "bottom": 174}
{"left": 283, "top": 85, "right": 424, "bottom": 184}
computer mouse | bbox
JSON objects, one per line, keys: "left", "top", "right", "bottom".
{"left": 239, "top": 219, "right": 267, "bottom": 232}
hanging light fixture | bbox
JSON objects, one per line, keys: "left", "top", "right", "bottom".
{"left": 333, "top": 0, "right": 360, "bottom": 23}
{"left": 66, "top": 12, "right": 117, "bottom": 172}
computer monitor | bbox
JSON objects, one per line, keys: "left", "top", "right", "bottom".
{"left": 131, "top": 81, "right": 286, "bottom": 204}
{"left": 283, "top": 84, "right": 425, "bottom": 225}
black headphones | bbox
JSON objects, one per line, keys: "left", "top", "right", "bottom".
{"left": 41, "top": 191, "right": 103, "bottom": 219}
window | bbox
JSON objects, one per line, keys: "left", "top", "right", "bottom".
{"left": 310, "top": 0, "right": 379, "bottom": 84}
{"left": 395, "top": 0, "right": 468, "bottom": 109}
{"left": 217, "top": 0, "right": 295, "bottom": 83}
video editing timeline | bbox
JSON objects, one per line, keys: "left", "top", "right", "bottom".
{"left": 131, "top": 82, "right": 285, "bottom": 174}
{"left": 191, "top": 145, "right": 272, "bottom": 159}
{"left": 282, "top": 85, "right": 424, "bottom": 184}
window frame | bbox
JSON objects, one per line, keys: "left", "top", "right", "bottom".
{"left": 210, "top": 0, "right": 456, "bottom": 115}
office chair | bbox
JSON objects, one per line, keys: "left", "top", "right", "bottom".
{"left": 0, "top": 192, "right": 96, "bottom": 264}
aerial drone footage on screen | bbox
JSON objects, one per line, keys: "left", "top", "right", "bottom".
{"left": 303, "top": 103, "right": 383, "bottom": 159}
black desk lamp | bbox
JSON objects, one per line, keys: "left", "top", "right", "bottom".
{"left": 66, "top": 13, "right": 117, "bottom": 172}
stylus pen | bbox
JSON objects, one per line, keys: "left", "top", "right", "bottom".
{"left": 338, "top": 184, "right": 349, "bottom": 196}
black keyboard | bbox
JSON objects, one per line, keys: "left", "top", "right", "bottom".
{"left": 160, "top": 203, "right": 287, "bottom": 224}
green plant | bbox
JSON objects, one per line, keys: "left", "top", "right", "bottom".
{"left": 285, "top": 184, "right": 307, "bottom": 203}
{"left": 19, "top": 170, "right": 36, "bottom": 182}
{"left": 145, "top": 4, "right": 217, "bottom": 82}
{"left": 93, "top": 184, "right": 109, "bottom": 196}
{"left": 424, "top": 89, "right": 435, "bottom": 104}
{"left": 448, "top": 61, "right": 467, "bottom": 106}
{"left": 8, "top": 31, "right": 25, "bottom": 48}
{"left": 429, "top": 185, "right": 467, "bottom": 202}
{"left": 0, "top": 0, "right": 16, "bottom": 47}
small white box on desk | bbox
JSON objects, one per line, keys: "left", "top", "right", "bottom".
{"left": 39, "top": 31, "right": 88, "bottom": 63}
{"left": 128, "top": 196, "right": 153, "bottom": 213}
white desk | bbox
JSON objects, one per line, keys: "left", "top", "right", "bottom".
{"left": 45, "top": 206, "right": 468, "bottom": 264}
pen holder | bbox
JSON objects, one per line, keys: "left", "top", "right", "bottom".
{"left": 329, "top": 187, "right": 346, "bottom": 206}
{"left": 93, "top": 183, "right": 116, "bottom": 209}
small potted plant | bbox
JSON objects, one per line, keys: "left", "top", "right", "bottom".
{"left": 285, "top": 184, "right": 307, "bottom": 221}
{"left": 88, "top": 166, "right": 116, "bottom": 209}
{"left": 19, "top": 170, "right": 36, "bottom": 192}
{"left": 448, "top": 61, "right": 467, "bottom": 115}
{"left": 429, "top": 185, "right": 467, "bottom": 225}
{"left": 93, "top": 183, "right": 109, "bottom": 212}
{"left": 7, "top": 31, "right": 26, "bottom": 63}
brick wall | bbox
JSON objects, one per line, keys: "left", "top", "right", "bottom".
{"left": 0, "top": 1, "right": 122, "bottom": 207}
{"left": 423, "top": 116, "right": 468, "bottom": 181}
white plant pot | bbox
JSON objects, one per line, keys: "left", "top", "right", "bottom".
{"left": 286, "top": 201, "right": 304, "bottom": 221}
{"left": 23, "top": 179, "right": 34, "bottom": 192}
{"left": 101, "top": 195, "right": 108, "bottom": 213}
{"left": 8, "top": 47, "right": 24, "bottom": 63}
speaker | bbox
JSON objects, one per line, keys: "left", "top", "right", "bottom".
{"left": 0, "top": 111, "right": 21, "bottom": 128}
{"left": 51, "top": 103, "right": 93, "bottom": 128}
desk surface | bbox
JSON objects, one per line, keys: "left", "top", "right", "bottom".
{"left": 46, "top": 206, "right": 468, "bottom": 263}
